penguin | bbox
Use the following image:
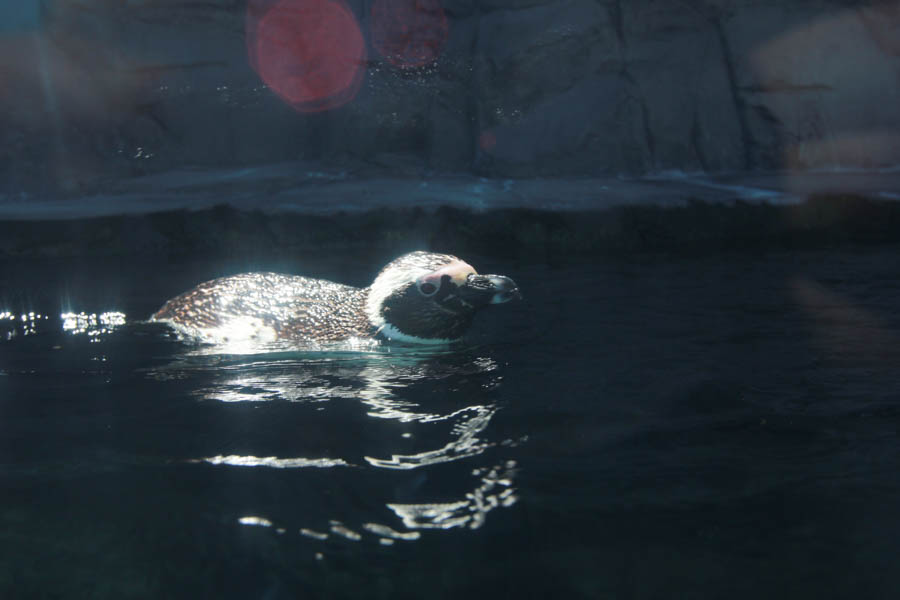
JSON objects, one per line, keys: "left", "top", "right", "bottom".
{"left": 150, "top": 251, "right": 520, "bottom": 346}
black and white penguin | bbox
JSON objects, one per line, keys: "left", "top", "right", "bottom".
{"left": 150, "top": 251, "right": 520, "bottom": 346}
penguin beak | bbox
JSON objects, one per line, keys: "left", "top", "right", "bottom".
{"left": 459, "top": 274, "right": 522, "bottom": 306}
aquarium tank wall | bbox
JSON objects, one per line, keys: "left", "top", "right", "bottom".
{"left": 1, "top": 0, "right": 898, "bottom": 197}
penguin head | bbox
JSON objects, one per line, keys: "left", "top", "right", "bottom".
{"left": 365, "top": 251, "right": 520, "bottom": 343}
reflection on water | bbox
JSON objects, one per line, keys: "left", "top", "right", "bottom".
{"left": 329, "top": 521, "right": 363, "bottom": 541}
{"left": 0, "top": 301, "right": 521, "bottom": 548}
{"left": 299, "top": 527, "right": 330, "bottom": 540}
{"left": 0, "top": 310, "right": 51, "bottom": 339}
{"left": 0, "top": 309, "right": 127, "bottom": 342}
{"left": 388, "top": 460, "right": 518, "bottom": 530}
{"left": 238, "top": 516, "right": 275, "bottom": 527}
{"left": 199, "top": 455, "right": 351, "bottom": 468}
{"left": 61, "top": 311, "right": 126, "bottom": 338}
{"left": 362, "top": 522, "right": 421, "bottom": 541}
{"left": 364, "top": 405, "right": 498, "bottom": 469}
{"left": 145, "top": 343, "right": 520, "bottom": 545}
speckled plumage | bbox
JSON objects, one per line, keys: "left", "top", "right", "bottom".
{"left": 150, "top": 251, "right": 520, "bottom": 346}
{"left": 151, "top": 272, "right": 370, "bottom": 344}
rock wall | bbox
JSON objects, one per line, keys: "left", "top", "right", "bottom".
{"left": 1, "top": 0, "right": 898, "bottom": 193}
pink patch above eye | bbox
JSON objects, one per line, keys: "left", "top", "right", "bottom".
{"left": 417, "top": 260, "right": 477, "bottom": 289}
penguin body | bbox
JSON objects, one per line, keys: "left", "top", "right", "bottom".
{"left": 150, "top": 252, "right": 519, "bottom": 346}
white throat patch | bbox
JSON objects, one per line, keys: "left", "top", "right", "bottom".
{"left": 375, "top": 322, "right": 452, "bottom": 345}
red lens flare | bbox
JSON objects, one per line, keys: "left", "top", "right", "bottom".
{"left": 246, "top": 0, "right": 366, "bottom": 112}
{"left": 479, "top": 130, "right": 497, "bottom": 153}
{"left": 370, "top": 0, "right": 448, "bottom": 69}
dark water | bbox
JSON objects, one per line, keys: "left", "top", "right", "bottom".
{"left": 2, "top": 247, "right": 900, "bottom": 598}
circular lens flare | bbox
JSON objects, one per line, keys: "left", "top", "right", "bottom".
{"left": 246, "top": 0, "right": 366, "bottom": 112}
{"left": 479, "top": 130, "right": 497, "bottom": 153}
{"left": 370, "top": 0, "right": 448, "bottom": 69}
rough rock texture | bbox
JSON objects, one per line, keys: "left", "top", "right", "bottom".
{"left": 1, "top": 0, "right": 899, "bottom": 194}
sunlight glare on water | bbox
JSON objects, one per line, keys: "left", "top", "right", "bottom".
{"left": 136, "top": 344, "right": 521, "bottom": 545}
{"left": 200, "top": 455, "right": 351, "bottom": 468}
{"left": 61, "top": 311, "right": 127, "bottom": 339}
{"left": 0, "top": 311, "right": 50, "bottom": 339}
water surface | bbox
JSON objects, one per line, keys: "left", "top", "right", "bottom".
{"left": 2, "top": 248, "right": 900, "bottom": 598}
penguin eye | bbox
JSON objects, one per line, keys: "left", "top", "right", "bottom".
{"left": 417, "top": 281, "right": 438, "bottom": 296}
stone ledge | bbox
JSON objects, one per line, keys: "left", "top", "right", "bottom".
{"left": 1, "top": 193, "right": 899, "bottom": 261}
